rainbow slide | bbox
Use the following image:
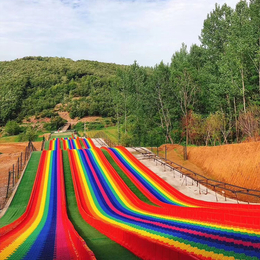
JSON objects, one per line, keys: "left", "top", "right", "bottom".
{"left": 104, "top": 146, "right": 260, "bottom": 210}
{"left": 1, "top": 136, "right": 260, "bottom": 260}
{"left": 68, "top": 144, "right": 260, "bottom": 260}
{"left": 0, "top": 149, "right": 95, "bottom": 260}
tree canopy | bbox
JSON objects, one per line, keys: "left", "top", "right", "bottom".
{"left": 1, "top": 0, "right": 260, "bottom": 146}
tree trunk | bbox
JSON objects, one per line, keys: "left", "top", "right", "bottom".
{"left": 259, "top": 37, "right": 260, "bottom": 95}
{"left": 241, "top": 67, "right": 246, "bottom": 113}
{"left": 124, "top": 94, "right": 127, "bottom": 134}
{"left": 234, "top": 97, "right": 238, "bottom": 142}
{"left": 117, "top": 104, "right": 120, "bottom": 144}
{"left": 158, "top": 90, "right": 172, "bottom": 144}
{"left": 184, "top": 113, "right": 188, "bottom": 160}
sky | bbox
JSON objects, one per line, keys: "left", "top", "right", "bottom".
{"left": 0, "top": 0, "right": 239, "bottom": 66}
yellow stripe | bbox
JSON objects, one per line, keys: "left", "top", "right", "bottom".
{"left": 75, "top": 150, "right": 236, "bottom": 260}
{"left": 92, "top": 149, "right": 260, "bottom": 235}
{"left": 0, "top": 152, "right": 51, "bottom": 259}
{"left": 117, "top": 148, "right": 192, "bottom": 207}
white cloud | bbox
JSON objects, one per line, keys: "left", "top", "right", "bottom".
{"left": 0, "top": 0, "right": 239, "bottom": 66}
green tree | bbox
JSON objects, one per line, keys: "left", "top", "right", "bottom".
{"left": 5, "top": 121, "right": 21, "bottom": 135}
{"left": 171, "top": 44, "right": 198, "bottom": 156}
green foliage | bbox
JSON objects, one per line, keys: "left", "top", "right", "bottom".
{"left": 44, "top": 116, "right": 67, "bottom": 131}
{"left": 1, "top": 0, "right": 260, "bottom": 146}
{"left": 5, "top": 121, "right": 21, "bottom": 135}
{"left": 87, "top": 122, "right": 105, "bottom": 130}
{"left": 19, "top": 127, "right": 38, "bottom": 142}
{"left": 40, "top": 110, "right": 58, "bottom": 118}
{"left": 0, "top": 57, "right": 121, "bottom": 125}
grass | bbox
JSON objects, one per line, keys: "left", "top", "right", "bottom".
{"left": 44, "top": 140, "right": 50, "bottom": 150}
{"left": 101, "top": 149, "right": 157, "bottom": 206}
{"left": 51, "top": 133, "right": 73, "bottom": 139}
{"left": 0, "top": 135, "right": 20, "bottom": 143}
{"left": 0, "top": 151, "right": 42, "bottom": 227}
{"left": 63, "top": 150, "right": 139, "bottom": 260}
{"left": 0, "top": 131, "right": 49, "bottom": 143}
{"left": 86, "top": 126, "right": 118, "bottom": 144}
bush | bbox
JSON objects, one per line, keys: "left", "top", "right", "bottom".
{"left": 73, "top": 122, "right": 84, "bottom": 132}
{"left": 121, "top": 133, "right": 134, "bottom": 147}
{"left": 19, "top": 127, "right": 37, "bottom": 141}
{"left": 87, "top": 122, "right": 105, "bottom": 130}
{"left": 44, "top": 116, "right": 67, "bottom": 131}
{"left": 40, "top": 109, "right": 58, "bottom": 118}
{"left": 5, "top": 121, "right": 21, "bottom": 135}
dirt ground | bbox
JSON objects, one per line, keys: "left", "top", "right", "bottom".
{"left": 187, "top": 142, "right": 260, "bottom": 190}
{"left": 22, "top": 116, "right": 51, "bottom": 124}
{"left": 0, "top": 142, "right": 42, "bottom": 207}
{"left": 160, "top": 142, "right": 260, "bottom": 191}
{"left": 157, "top": 144, "right": 206, "bottom": 176}
{"left": 22, "top": 110, "right": 101, "bottom": 127}
{"left": 58, "top": 111, "right": 101, "bottom": 125}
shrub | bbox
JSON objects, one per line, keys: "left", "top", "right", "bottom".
{"left": 88, "top": 122, "right": 105, "bottom": 130}
{"left": 5, "top": 121, "right": 21, "bottom": 135}
{"left": 40, "top": 109, "right": 58, "bottom": 118}
{"left": 44, "top": 116, "right": 67, "bottom": 131}
{"left": 18, "top": 127, "right": 37, "bottom": 141}
{"left": 73, "top": 122, "right": 84, "bottom": 132}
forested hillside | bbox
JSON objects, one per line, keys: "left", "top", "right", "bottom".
{"left": 114, "top": 0, "right": 260, "bottom": 146}
{"left": 0, "top": 57, "right": 122, "bottom": 124}
{"left": 1, "top": 0, "right": 259, "bottom": 147}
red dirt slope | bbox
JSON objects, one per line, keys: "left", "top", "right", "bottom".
{"left": 187, "top": 142, "right": 260, "bottom": 190}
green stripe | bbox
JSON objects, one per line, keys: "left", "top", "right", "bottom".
{"left": 8, "top": 151, "right": 52, "bottom": 259}
{"left": 63, "top": 150, "right": 139, "bottom": 260}
{"left": 0, "top": 152, "right": 42, "bottom": 227}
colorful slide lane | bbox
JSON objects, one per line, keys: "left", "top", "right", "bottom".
{"left": 68, "top": 145, "right": 260, "bottom": 260}
{"left": 49, "top": 138, "right": 61, "bottom": 150}
{"left": 104, "top": 146, "right": 260, "bottom": 211}
{"left": 61, "top": 137, "right": 93, "bottom": 150}
{"left": 0, "top": 150, "right": 95, "bottom": 260}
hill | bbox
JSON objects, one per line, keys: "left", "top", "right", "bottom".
{"left": 0, "top": 57, "right": 123, "bottom": 125}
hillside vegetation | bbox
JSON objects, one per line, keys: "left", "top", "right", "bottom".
{"left": 0, "top": 57, "right": 122, "bottom": 125}
{"left": 1, "top": 0, "right": 260, "bottom": 147}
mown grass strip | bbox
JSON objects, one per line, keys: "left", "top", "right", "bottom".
{"left": 51, "top": 134, "right": 73, "bottom": 139}
{"left": 44, "top": 140, "right": 50, "bottom": 150}
{"left": 79, "top": 139, "right": 85, "bottom": 148}
{"left": 0, "top": 151, "right": 42, "bottom": 227}
{"left": 63, "top": 150, "right": 139, "bottom": 260}
{"left": 101, "top": 149, "right": 157, "bottom": 206}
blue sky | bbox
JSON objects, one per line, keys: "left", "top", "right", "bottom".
{"left": 0, "top": 0, "right": 238, "bottom": 66}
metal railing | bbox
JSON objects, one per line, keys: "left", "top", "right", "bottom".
{"left": 132, "top": 147, "right": 260, "bottom": 204}
{"left": 83, "top": 131, "right": 260, "bottom": 204}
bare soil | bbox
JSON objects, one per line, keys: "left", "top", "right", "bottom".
{"left": 187, "top": 142, "right": 260, "bottom": 190}
{"left": 58, "top": 111, "right": 101, "bottom": 125}
{"left": 0, "top": 142, "right": 42, "bottom": 207}
{"left": 161, "top": 142, "right": 260, "bottom": 190}
{"left": 22, "top": 116, "right": 51, "bottom": 124}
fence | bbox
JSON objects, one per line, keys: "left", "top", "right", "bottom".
{"left": 41, "top": 136, "right": 45, "bottom": 151}
{"left": 132, "top": 146, "right": 260, "bottom": 204}
{"left": 0, "top": 141, "right": 36, "bottom": 210}
{"left": 81, "top": 132, "right": 260, "bottom": 203}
